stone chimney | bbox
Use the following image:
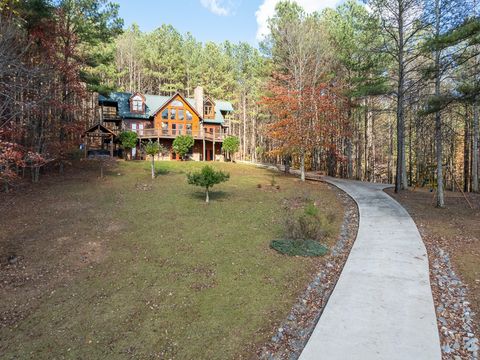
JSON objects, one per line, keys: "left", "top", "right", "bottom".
{"left": 194, "top": 86, "right": 204, "bottom": 118}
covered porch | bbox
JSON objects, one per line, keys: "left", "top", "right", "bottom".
{"left": 83, "top": 123, "right": 118, "bottom": 158}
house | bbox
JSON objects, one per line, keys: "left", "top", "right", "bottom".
{"left": 85, "top": 86, "right": 233, "bottom": 161}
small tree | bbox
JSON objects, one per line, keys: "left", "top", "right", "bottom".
{"left": 145, "top": 140, "right": 160, "bottom": 179}
{"left": 186, "top": 165, "right": 230, "bottom": 203}
{"left": 172, "top": 135, "right": 194, "bottom": 160}
{"left": 222, "top": 136, "right": 240, "bottom": 161}
{"left": 119, "top": 131, "right": 138, "bottom": 160}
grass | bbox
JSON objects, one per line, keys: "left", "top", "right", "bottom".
{"left": 0, "top": 160, "right": 344, "bottom": 359}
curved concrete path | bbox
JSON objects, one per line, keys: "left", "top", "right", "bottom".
{"left": 299, "top": 177, "right": 441, "bottom": 360}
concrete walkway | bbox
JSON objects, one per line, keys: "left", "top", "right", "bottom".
{"left": 299, "top": 177, "right": 441, "bottom": 360}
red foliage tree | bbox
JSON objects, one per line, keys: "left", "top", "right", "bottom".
{"left": 263, "top": 72, "right": 349, "bottom": 178}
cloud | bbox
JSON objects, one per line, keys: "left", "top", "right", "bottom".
{"left": 255, "top": 0, "right": 339, "bottom": 41}
{"left": 200, "top": 0, "right": 231, "bottom": 16}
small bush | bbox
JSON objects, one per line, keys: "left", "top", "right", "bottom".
{"left": 283, "top": 201, "right": 328, "bottom": 242}
{"left": 271, "top": 198, "right": 334, "bottom": 256}
{"left": 270, "top": 239, "right": 328, "bottom": 257}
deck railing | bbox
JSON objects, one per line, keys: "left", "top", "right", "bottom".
{"left": 134, "top": 128, "right": 225, "bottom": 141}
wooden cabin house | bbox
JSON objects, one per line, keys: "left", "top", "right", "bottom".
{"left": 86, "top": 86, "right": 233, "bottom": 161}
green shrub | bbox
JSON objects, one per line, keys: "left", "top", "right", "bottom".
{"left": 271, "top": 198, "right": 334, "bottom": 256}
{"left": 270, "top": 239, "right": 328, "bottom": 257}
{"left": 283, "top": 201, "right": 328, "bottom": 242}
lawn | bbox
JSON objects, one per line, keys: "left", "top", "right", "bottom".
{"left": 0, "top": 161, "right": 344, "bottom": 359}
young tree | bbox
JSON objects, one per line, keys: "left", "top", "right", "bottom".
{"left": 172, "top": 135, "right": 194, "bottom": 160}
{"left": 145, "top": 140, "right": 160, "bottom": 179}
{"left": 119, "top": 131, "right": 138, "bottom": 160}
{"left": 222, "top": 135, "right": 240, "bottom": 161}
{"left": 186, "top": 165, "right": 230, "bottom": 203}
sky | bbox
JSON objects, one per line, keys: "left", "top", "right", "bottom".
{"left": 115, "top": 0, "right": 341, "bottom": 45}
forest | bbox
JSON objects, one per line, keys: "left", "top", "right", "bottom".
{"left": 1, "top": 0, "right": 480, "bottom": 207}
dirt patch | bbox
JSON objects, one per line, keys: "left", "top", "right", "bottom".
{"left": 0, "top": 164, "right": 119, "bottom": 329}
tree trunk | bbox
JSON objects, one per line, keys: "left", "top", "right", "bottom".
{"left": 300, "top": 148, "right": 306, "bottom": 182}
{"left": 464, "top": 105, "right": 471, "bottom": 192}
{"left": 473, "top": 95, "right": 479, "bottom": 192}
{"left": 396, "top": 18, "right": 405, "bottom": 191}
{"left": 205, "top": 188, "right": 209, "bottom": 203}
{"left": 151, "top": 157, "right": 155, "bottom": 179}
{"left": 242, "top": 94, "right": 247, "bottom": 161}
{"left": 434, "top": 0, "right": 445, "bottom": 207}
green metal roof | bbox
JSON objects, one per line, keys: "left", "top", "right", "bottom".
{"left": 99, "top": 92, "right": 234, "bottom": 124}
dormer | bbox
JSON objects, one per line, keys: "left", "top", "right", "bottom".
{"left": 130, "top": 92, "right": 145, "bottom": 114}
{"left": 203, "top": 97, "right": 215, "bottom": 119}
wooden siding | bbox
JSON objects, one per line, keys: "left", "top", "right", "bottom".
{"left": 153, "top": 95, "right": 201, "bottom": 135}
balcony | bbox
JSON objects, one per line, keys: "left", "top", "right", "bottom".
{"left": 135, "top": 128, "right": 225, "bottom": 142}
{"left": 101, "top": 106, "right": 122, "bottom": 122}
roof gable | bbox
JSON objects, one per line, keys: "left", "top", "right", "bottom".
{"left": 152, "top": 92, "right": 202, "bottom": 119}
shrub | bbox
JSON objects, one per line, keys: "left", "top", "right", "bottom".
{"left": 270, "top": 239, "right": 328, "bottom": 257}
{"left": 271, "top": 199, "right": 334, "bottom": 256}
{"left": 283, "top": 201, "right": 327, "bottom": 242}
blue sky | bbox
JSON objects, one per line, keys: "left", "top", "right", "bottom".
{"left": 115, "top": 0, "right": 341, "bottom": 45}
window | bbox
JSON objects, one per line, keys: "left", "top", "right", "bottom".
{"left": 132, "top": 95, "right": 143, "bottom": 112}
{"left": 186, "top": 123, "right": 192, "bottom": 134}
{"left": 170, "top": 108, "right": 176, "bottom": 120}
{"left": 186, "top": 110, "right": 193, "bottom": 121}
{"left": 171, "top": 100, "right": 183, "bottom": 107}
{"left": 161, "top": 122, "right": 168, "bottom": 130}
{"left": 204, "top": 104, "right": 213, "bottom": 117}
{"left": 178, "top": 109, "right": 184, "bottom": 121}
{"left": 162, "top": 108, "right": 168, "bottom": 119}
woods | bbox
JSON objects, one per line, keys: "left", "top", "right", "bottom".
{"left": 0, "top": 0, "right": 121, "bottom": 187}
{"left": 260, "top": 0, "right": 480, "bottom": 203}
{"left": 1, "top": 0, "right": 480, "bottom": 202}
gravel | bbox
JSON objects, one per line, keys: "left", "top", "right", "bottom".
{"left": 431, "top": 246, "right": 478, "bottom": 360}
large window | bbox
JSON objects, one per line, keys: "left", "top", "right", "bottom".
{"left": 186, "top": 110, "right": 192, "bottom": 121}
{"left": 162, "top": 108, "right": 168, "bottom": 119}
{"left": 170, "top": 108, "right": 176, "bottom": 120}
